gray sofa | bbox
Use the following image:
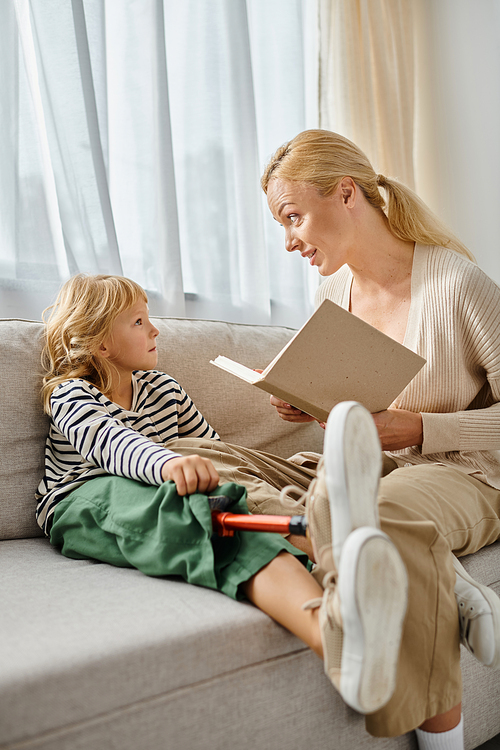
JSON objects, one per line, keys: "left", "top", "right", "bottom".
{"left": 1, "top": 315, "right": 499, "bottom": 750}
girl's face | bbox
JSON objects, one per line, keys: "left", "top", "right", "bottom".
{"left": 99, "top": 299, "right": 159, "bottom": 377}
{"left": 266, "top": 177, "right": 355, "bottom": 276}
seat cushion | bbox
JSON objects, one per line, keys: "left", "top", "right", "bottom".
{"left": 2, "top": 538, "right": 500, "bottom": 749}
{"left": 0, "top": 538, "right": 314, "bottom": 746}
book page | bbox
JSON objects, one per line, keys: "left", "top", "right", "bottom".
{"left": 210, "top": 356, "right": 262, "bottom": 384}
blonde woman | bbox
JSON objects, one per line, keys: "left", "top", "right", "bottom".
{"left": 262, "top": 130, "right": 500, "bottom": 749}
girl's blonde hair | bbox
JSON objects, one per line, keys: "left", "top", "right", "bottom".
{"left": 261, "top": 129, "right": 474, "bottom": 261}
{"left": 41, "top": 274, "right": 147, "bottom": 414}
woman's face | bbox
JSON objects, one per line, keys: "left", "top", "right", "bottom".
{"left": 266, "top": 177, "right": 355, "bottom": 276}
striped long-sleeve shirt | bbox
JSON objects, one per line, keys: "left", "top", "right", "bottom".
{"left": 316, "top": 243, "right": 500, "bottom": 488}
{"left": 36, "top": 370, "right": 219, "bottom": 534}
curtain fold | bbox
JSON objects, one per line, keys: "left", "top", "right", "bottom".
{"left": 319, "top": 0, "right": 416, "bottom": 187}
{"left": 163, "top": 0, "right": 270, "bottom": 323}
{"left": 105, "top": 0, "right": 185, "bottom": 316}
{"left": 30, "top": 0, "right": 122, "bottom": 273}
{"left": 1, "top": 0, "right": 317, "bottom": 327}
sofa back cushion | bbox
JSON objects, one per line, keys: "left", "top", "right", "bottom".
{"left": 0, "top": 317, "right": 323, "bottom": 540}
{"left": 0, "top": 320, "right": 49, "bottom": 540}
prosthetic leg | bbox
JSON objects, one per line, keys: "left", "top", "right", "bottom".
{"left": 209, "top": 495, "right": 308, "bottom": 537}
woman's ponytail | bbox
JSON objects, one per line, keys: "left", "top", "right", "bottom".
{"left": 380, "top": 176, "right": 475, "bottom": 261}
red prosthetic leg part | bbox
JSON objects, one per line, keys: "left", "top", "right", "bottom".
{"left": 211, "top": 510, "right": 308, "bottom": 537}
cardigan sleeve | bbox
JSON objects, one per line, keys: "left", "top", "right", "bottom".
{"left": 422, "top": 401, "right": 500, "bottom": 454}
{"left": 420, "top": 262, "right": 500, "bottom": 455}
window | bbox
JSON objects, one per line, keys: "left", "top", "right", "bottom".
{"left": 0, "top": 0, "right": 318, "bottom": 327}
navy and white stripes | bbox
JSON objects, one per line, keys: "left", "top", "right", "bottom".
{"left": 36, "top": 370, "right": 219, "bottom": 534}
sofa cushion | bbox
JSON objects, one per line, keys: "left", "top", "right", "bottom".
{"left": 0, "top": 320, "right": 49, "bottom": 540}
{"left": 0, "top": 538, "right": 327, "bottom": 746}
{"left": 0, "top": 317, "right": 323, "bottom": 541}
{"left": 2, "top": 538, "right": 499, "bottom": 750}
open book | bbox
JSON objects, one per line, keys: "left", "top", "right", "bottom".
{"left": 210, "top": 299, "right": 426, "bottom": 422}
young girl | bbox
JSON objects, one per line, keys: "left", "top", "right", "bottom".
{"left": 36, "top": 272, "right": 409, "bottom": 717}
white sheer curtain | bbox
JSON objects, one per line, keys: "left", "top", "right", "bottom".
{"left": 318, "top": 0, "right": 415, "bottom": 187}
{"left": 0, "top": 0, "right": 319, "bottom": 327}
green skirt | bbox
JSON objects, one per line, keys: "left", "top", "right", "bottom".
{"left": 49, "top": 476, "right": 309, "bottom": 600}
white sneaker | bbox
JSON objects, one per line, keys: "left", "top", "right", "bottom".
{"left": 281, "top": 401, "right": 382, "bottom": 587}
{"left": 318, "top": 526, "right": 408, "bottom": 714}
{"left": 323, "top": 401, "right": 382, "bottom": 568}
{"left": 303, "top": 402, "right": 407, "bottom": 712}
{"left": 453, "top": 556, "right": 500, "bottom": 670}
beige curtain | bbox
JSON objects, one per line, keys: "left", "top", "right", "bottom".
{"left": 319, "top": 0, "right": 416, "bottom": 188}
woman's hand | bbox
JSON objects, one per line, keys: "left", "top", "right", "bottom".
{"left": 161, "top": 455, "right": 219, "bottom": 496}
{"left": 254, "top": 371, "right": 314, "bottom": 424}
{"left": 371, "top": 408, "right": 423, "bottom": 451}
{"left": 258, "top": 368, "right": 321, "bottom": 426}
{"left": 269, "top": 395, "right": 319, "bottom": 424}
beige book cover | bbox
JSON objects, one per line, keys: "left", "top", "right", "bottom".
{"left": 210, "top": 299, "right": 426, "bottom": 423}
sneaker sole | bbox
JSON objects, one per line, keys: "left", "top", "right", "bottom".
{"left": 453, "top": 556, "right": 500, "bottom": 670}
{"left": 338, "top": 527, "right": 408, "bottom": 714}
{"left": 324, "top": 402, "right": 382, "bottom": 568}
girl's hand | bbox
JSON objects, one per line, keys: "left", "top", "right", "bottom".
{"left": 161, "top": 455, "right": 219, "bottom": 496}
{"left": 371, "top": 408, "right": 423, "bottom": 451}
{"left": 269, "top": 394, "right": 318, "bottom": 424}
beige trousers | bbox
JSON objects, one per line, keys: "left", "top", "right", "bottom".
{"left": 164, "top": 437, "right": 317, "bottom": 514}
{"left": 165, "top": 439, "right": 500, "bottom": 738}
{"left": 368, "top": 462, "right": 500, "bottom": 736}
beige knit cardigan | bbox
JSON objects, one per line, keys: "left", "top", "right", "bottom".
{"left": 315, "top": 244, "right": 500, "bottom": 489}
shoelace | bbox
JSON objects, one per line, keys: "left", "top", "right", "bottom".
{"left": 457, "top": 598, "right": 482, "bottom": 652}
{"left": 279, "top": 456, "right": 323, "bottom": 512}
{"left": 302, "top": 571, "right": 341, "bottom": 631}
{"left": 279, "top": 483, "right": 308, "bottom": 511}
{"left": 302, "top": 572, "right": 333, "bottom": 613}
{"left": 302, "top": 597, "right": 322, "bottom": 612}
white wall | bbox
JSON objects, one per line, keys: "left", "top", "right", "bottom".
{"left": 415, "top": 0, "right": 500, "bottom": 281}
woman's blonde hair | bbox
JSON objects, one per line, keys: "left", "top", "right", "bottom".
{"left": 261, "top": 129, "right": 474, "bottom": 261}
{"left": 41, "top": 274, "right": 147, "bottom": 414}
